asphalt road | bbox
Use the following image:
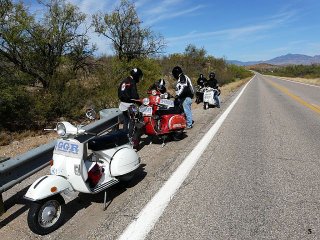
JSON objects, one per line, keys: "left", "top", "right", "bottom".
{"left": 146, "top": 73, "right": 320, "bottom": 240}
{"left": 1, "top": 74, "right": 319, "bottom": 240}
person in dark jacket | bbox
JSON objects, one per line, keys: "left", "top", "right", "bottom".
{"left": 148, "top": 78, "right": 167, "bottom": 94}
{"left": 206, "top": 72, "right": 220, "bottom": 108}
{"left": 172, "top": 66, "right": 194, "bottom": 129}
{"left": 118, "top": 68, "right": 143, "bottom": 132}
{"left": 195, "top": 74, "right": 207, "bottom": 103}
{"left": 197, "top": 74, "right": 207, "bottom": 88}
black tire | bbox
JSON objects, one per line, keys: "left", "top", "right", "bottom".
{"left": 204, "top": 102, "right": 209, "bottom": 110}
{"left": 171, "top": 130, "right": 184, "bottom": 141}
{"left": 27, "top": 194, "right": 66, "bottom": 235}
{"left": 117, "top": 172, "right": 135, "bottom": 182}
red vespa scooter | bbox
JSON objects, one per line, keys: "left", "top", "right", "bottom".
{"left": 137, "top": 90, "right": 187, "bottom": 146}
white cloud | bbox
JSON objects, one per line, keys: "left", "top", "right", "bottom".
{"left": 67, "top": 0, "right": 115, "bottom": 15}
{"left": 166, "top": 8, "right": 298, "bottom": 47}
{"left": 140, "top": 0, "right": 204, "bottom": 26}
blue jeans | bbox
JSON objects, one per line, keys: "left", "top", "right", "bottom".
{"left": 182, "top": 97, "right": 193, "bottom": 127}
{"left": 214, "top": 92, "right": 220, "bottom": 107}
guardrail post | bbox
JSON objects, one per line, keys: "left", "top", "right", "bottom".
{"left": 0, "top": 193, "right": 4, "bottom": 216}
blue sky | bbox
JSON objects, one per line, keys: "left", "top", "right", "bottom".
{"left": 23, "top": 0, "right": 320, "bottom": 61}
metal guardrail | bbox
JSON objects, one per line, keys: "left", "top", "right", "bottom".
{"left": 0, "top": 108, "right": 122, "bottom": 215}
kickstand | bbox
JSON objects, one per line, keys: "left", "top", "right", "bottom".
{"left": 161, "top": 136, "right": 167, "bottom": 147}
{"left": 103, "top": 190, "right": 107, "bottom": 211}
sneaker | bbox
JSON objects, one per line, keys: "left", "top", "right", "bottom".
{"left": 186, "top": 125, "right": 193, "bottom": 129}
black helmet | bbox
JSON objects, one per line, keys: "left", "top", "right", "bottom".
{"left": 209, "top": 72, "right": 215, "bottom": 79}
{"left": 199, "top": 74, "right": 204, "bottom": 78}
{"left": 156, "top": 79, "right": 166, "bottom": 91}
{"left": 130, "top": 68, "right": 143, "bottom": 82}
{"left": 172, "top": 66, "right": 182, "bottom": 80}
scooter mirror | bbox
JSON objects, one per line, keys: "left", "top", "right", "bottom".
{"left": 86, "top": 109, "right": 96, "bottom": 120}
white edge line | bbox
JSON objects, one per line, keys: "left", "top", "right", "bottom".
{"left": 117, "top": 76, "right": 255, "bottom": 240}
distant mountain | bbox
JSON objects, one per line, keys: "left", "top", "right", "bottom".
{"left": 229, "top": 54, "right": 320, "bottom": 66}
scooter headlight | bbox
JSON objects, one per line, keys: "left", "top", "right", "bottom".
{"left": 160, "top": 93, "right": 168, "bottom": 99}
{"left": 56, "top": 122, "right": 66, "bottom": 136}
{"left": 143, "top": 97, "right": 150, "bottom": 106}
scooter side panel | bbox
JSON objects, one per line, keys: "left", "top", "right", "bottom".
{"left": 24, "top": 175, "right": 73, "bottom": 201}
{"left": 110, "top": 147, "right": 140, "bottom": 176}
{"left": 168, "top": 114, "right": 187, "bottom": 130}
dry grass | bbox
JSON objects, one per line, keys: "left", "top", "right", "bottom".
{"left": 0, "top": 131, "right": 39, "bottom": 146}
{"left": 276, "top": 76, "right": 320, "bottom": 86}
{"left": 0, "top": 131, "right": 57, "bottom": 158}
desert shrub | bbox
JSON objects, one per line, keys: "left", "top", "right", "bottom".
{"left": 91, "top": 57, "right": 162, "bottom": 110}
{"left": 0, "top": 84, "right": 34, "bottom": 131}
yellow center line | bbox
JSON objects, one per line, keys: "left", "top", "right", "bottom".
{"left": 268, "top": 80, "right": 320, "bottom": 115}
{"left": 312, "top": 104, "right": 320, "bottom": 111}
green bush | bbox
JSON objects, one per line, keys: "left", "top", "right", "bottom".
{"left": 0, "top": 54, "right": 251, "bottom": 133}
{"left": 0, "top": 84, "right": 34, "bottom": 131}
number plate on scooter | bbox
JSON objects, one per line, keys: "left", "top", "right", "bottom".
{"left": 159, "top": 99, "right": 174, "bottom": 107}
{"left": 54, "top": 140, "right": 83, "bottom": 158}
{"left": 139, "top": 106, "right": 153, "bottom": 116}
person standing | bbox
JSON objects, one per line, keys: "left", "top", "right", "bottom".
{"left": 118, "top": 67, "right": 143, "bottom": 133}
{"left": 148, "top": 79, "right": 167, "bottom": 94}
{"left": 172, "top": 66, "right": 194, "bottom": 129}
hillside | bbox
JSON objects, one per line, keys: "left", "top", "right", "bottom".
{"left": 229, "top": 54, "right": 320, "bottom": 66}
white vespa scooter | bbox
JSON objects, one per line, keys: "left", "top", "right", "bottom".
{"left": 24, "top": 109, "right": 140, "bottom": 235}
{"left": 203, "top": 87, "right": 219, "bottom": 110}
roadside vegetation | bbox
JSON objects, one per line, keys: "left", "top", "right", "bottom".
{"left": 251, "top": 64, "right": 320, "bottom": 79}
{"left": 0, "top": 0, "right": 252, "bottom": 146}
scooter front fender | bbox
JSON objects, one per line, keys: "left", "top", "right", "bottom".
{"left": 24, "top": 175, "right": 73, "bottom": 202}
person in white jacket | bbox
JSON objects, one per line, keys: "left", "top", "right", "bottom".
{"left": 172, "top": 66, "right": 194, "bottom": 129}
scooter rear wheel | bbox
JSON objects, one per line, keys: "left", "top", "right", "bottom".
{"left": 171, "top": 130, "right": 184, "bottom": 141}
{"left": 27, "top": 194, "right": 66, "bottom": 235}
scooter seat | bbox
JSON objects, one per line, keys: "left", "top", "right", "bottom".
{"left": 88, "top": 130, "right": 129, "bottom": 151}
{"left": 157, "top": 106, "right": 183, "bottom": 116}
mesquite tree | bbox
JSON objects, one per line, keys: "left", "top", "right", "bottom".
{"left": 0, "top": 0, "right": 95, "bottom": 89}
{"left": 92, "top": 0, "right": 165, "bottom": 61}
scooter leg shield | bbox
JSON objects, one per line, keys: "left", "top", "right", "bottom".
{"left": 24, "top": 175, "right": 73, "bottom": 201}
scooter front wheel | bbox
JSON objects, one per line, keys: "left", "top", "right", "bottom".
{"left": 204, "top": 102, "right": 209, "bottom": 110}
{"left": 27, "top": 194, "right": 66, "bottom": 235}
